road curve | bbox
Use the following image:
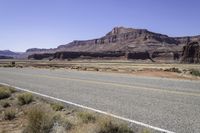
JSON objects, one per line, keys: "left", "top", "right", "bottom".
{"left": 0, "top": 67, "right": 200, "bottom": 133}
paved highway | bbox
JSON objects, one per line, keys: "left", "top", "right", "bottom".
{"left": 0, "top": 67, "right": 200, "bottom": 133}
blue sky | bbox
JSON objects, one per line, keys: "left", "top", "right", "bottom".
{"left": 0, "top": 0, "right": 200, "bottom": 52}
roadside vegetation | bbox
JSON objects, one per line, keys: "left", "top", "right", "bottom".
{"left": 190, "top": 69, "right": 200, "bottom": 77}
{"left": 164, "top": 67, "right": 182, "bottom": 73}
{"left": 3, "top": 108, "right": 16, "bottom": 120}
{"left": 0, "top": 84, "right": 151, "bottom": 133}
{"left": 17, "top": 92, "right": 33, "bottom": 105}
{"left": 78, "top": 111, "right": 96, "bottom": 123}
{"left": 50, "top": 102, "right": 64, "bottom": 111}
{"left": 0, "top": 85, "right": 13, "bottom": 99}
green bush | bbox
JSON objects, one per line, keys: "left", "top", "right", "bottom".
{"left": 190, "top": 69, "right": 200, "bottom": 77}
{"left": 17, "top": 93, "right": 33, "bottom": 105}
{"left": 24, "top": 105, "right": 54, "bottom": 133}
{"left": 0, "top": 87, "right": 11, "bottom": 99}
{"left": 50, "top": 103, "right": 64, "bottom": 111}
{"left": 78, "top": 111, "right": 96, "bottom": 123}
{"left": 98, "top": 118, "right": 134, "bottom": 133}
{"left": 3, "top": 108, "right": 16, "bottom": 120}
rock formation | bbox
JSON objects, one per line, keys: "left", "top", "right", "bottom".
{"left": 181, "top": 42, "right": 200, "bottom": 63}
{"left": 24, "top": 26, "right": 200, "bottom": 62}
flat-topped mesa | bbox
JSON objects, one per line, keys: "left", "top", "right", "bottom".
{"left": 57, "top": 27, "right": 179, "bottom": 52}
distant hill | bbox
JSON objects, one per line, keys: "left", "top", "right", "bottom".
{"left": 0, "top": 55, "right": 13, "bottom": 59}
{"left": 0, "top": 50, "right": 19, "bottom": 58}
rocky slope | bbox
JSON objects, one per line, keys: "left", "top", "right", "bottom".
{"left": 26, "top": 27, "right": 200, "bottom": 62}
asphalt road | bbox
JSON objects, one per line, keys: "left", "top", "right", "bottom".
{"left": 0, "top": 67, "right": 200, "bottom": 133}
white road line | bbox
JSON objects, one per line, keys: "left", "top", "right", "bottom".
{"left": 0, "top": 82, "right": 175, "bottom": 133}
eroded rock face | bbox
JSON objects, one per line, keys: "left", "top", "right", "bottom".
{"left": 28, "top": 53, "right": 54, "bottom": 60}
{"left": 181, "top": 42, "right": 200, "bottom": 63}
{"left": 127, "top": 52, "right": 152, "bottom": 60}
{"left": 152, "top": 51, "right": 180, "bottom": 61}
{"left": 28, "top": 51, "right": 154, "bottom": 61}
{"left": 28, "top": 51, "right": 126, "bottom": 60}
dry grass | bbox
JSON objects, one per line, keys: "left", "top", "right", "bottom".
{"left": 3, "top": 108, "right": 16, "bottom": 120}
{"left": 164, "top": 67, "right": 182, "bottom": 73}
{"left": 97, "top": 117, "right": 134, "bottom": 133}
{"left": 1, "top": 101, "right": 11, "bottom": 108}
{"left": 17, "top": 93, "right": 33, "bottom": 105}
{"left": 23, "top": 105, "right": 54, "bottom": 133}
{"left": 141, "top": 129, "right": 151, "bottom": 133}
{"left": 78, "top": 111, "right": 96, "bottom": 123}
{"left": 50, "top": 102, "right": 64, "bottom": 111}
{"left": 0, "top": 87, "right": 11, "bottom": 100}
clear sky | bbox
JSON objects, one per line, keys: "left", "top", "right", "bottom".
{"left": 0, "top": 0, "right": 200, "bottom": 52}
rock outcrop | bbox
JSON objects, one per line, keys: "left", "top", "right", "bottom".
{"left": 181, "top": 42, "right": 200, "bottom": 63}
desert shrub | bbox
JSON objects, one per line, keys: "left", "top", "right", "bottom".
{"left": 53, "top": 115, "right": 73, "bottom": 131}
{"left": 62, "top": 119, "right": 73, "bottom": 130}
{"left": 24, "top": 105, "right": 54, "bottom": 133}
{"left": 98, "top": 118, "right": 134, "bottom": 133}
{"left": 190, "top": 69, "right": 200, "bottom": 77}
{"left": 3, "top": 108, "right": 16, "bottom": 120}
{"left": 164, "top": 67, "right": 181, "bottom": 73}
{"left": 78, "top": 111, "right": 96, "bottom": 123}
{"left": 11, "top": 61, "right": 15, "bottom": 67}
{"left": 0, "top": 87, "right": 11, "bottom": 99}
{"left": 50, "top": 103, "right": 64, "bottom": 111}
{"left": 17, "top": 93, "right": 33, "bottom": 105}
{"left": 8, "top": 87, "right": 17, "bottom": 93}
{"left": 142, "top": 129, "right": 151, "bottom": 133}
{"left": 1, "top": 101, "right": 10, "bottom": 108}
{"left": 3, "top": 64, "right": 14, "bottom": 67}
